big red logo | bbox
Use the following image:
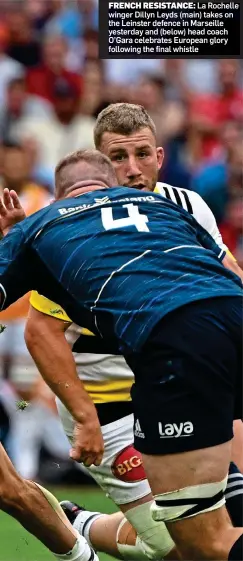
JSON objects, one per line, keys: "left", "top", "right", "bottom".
{"left": 111, "top": 445, "right": 146, "bottom": 482}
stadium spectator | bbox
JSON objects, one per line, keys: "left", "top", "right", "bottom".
{"left": 104, "top": 57, "right": 163, "bottom": 89}
{"left": 192, "top": 120, "right": 242, "bottom": 222}
{"left": 0, "top": 23, "right": 24, "bottom": 105}
{"left": 137, "top": 74, "right": 186, "bottom": 145}
{"left": 43, "top": 0, "right": 82, "bottom": 41}
{"left": 44, "top": 0, "right": 98, "bottom": 41}
{"left": 5, "top": 5, "right": 41, "bottom": 67}
{"left": 182, "top": 59, "right": 219, "bottom": 94}
{"left": 188, "top": 60, "right": 243, "bottom": 161}
{"left": 15, "top": 77, "right": 95, "bottom": 171}
{"left": 24, "top": 0, "right": 54, "bottom": 31}
{"left": 82, "top": 28, "right": 99, "bottom": 61}
{"left": 76, "top": 0, "right": 99, "bottom": 34}
{"left": 0, "top": 142, "right": 50, "bottom": 387}
{"left": 217, "top": 60, "right": 243, "bottom": 123}
{"left": 80, "top": 59, "right": 104, "bottom": 117}
{"left": 0, "top": 77, "right": 52, "bottom": 143}
{"left": 26, "top": 33, "right": 83, "bottom": 105}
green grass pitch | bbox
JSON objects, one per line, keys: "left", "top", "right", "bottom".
{"left": 0, "top": 486, "right": 118, "bottom": 561}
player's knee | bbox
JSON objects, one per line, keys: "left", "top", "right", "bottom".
{"left": 136, "top": 530, "right": 174, "bottom": 560}
{"left": 151, "top": 476, "right": 228, "bottom": 523}
{"left": 117, "top": 501, "right": 174, "bottom": 560}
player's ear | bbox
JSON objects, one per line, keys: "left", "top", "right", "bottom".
{"left": 156, "top": 147, "right": 164, "bottom": 171}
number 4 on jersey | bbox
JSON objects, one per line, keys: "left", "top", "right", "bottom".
{"left": 101, "top": 203, "right": 150, "bottom": 232}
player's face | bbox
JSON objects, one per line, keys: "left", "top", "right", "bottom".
{"left": 100, "top": 127, "right": 164, "bottom": 191}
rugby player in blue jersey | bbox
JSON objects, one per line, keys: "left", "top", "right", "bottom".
{"left": 0, "top": 148, "right": 242, "bottom": 561}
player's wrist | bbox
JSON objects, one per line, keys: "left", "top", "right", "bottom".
{"left": 74, "top": 403, "right": 98, "bottom": 425}
{"left": 66, "top": 385, "right": 97, "bottom": 424}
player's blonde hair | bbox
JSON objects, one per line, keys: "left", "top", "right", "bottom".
{"left": 94, "top": 103, "right": 157, "bottom": 149}
{"left": 55, "top": 149, "right": 117, "bottom": 198}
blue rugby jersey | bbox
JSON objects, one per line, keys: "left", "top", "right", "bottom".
{"left": 0, "top": 187, "right": 241, "bottom": 351}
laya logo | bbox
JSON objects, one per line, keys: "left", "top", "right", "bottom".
{"left": 111, "top": 445, "right": 146, "bottom": 483}
{"left": 158, "top": 421, "right": 194, "bottom": 438}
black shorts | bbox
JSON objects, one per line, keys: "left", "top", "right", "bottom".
{"left": 125, "top": 296, "right": 242, "bottom": 456}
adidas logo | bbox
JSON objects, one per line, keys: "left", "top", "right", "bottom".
{"left": 134, "top": 419, "right": 145, "bottom": 439}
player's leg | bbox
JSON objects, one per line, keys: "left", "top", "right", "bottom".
{"left": 57, "top": 403, "right": 178, "bottom": 559}
{"left": 226, "top": 461, "right": 243, "bottom": 527}
{"left": 62, "top": 504, "right": 124, "bottom": 558}
{"left": 143, "top": 444, "right": 242, "bottom": 560}
{"left": 225, "top": 369, "right": 243, "bottom": 526}
{"left": 126, "top": 296, "right": 243, "bottom": 560}
{"left": 58, "top": 393, "right": 242, "bottom": 559}
{"left": 232, "top": 420, "right": 243, "bottom": 472}
{"left": 62, "top": 494, "right": 180, "bottom": 560}
{"left": 0, "top": 443, "right": 97, "bottom": 560}
{"left": 62, "top": 454, "right": 243, "bottom": 559}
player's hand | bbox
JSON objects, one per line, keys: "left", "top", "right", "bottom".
{"left": 70, "top": 413, "right": 104, "bottom": 467}
{"left": 0, "top": 188, "right": 26, "bottom": 236}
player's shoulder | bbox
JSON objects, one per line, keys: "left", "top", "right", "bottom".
{"left": 20, "top": 202, "right": 54, "bottom": 238}
{"left": 29, "top": 291, "right": 71, "bottom": 322}
{"left": 155, "top": 181, "right": 200, "bottom": 200}
{"left": 154, "top": 182, "right": 205, "bottom": 214}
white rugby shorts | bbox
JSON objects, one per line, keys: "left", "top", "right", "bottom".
{"left": 56, "top": 400, "right": 150, "bottom": 505}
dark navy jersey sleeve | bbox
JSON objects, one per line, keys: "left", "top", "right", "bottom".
{"left": 0, "top": 224, "right": 33, "bottom": 309}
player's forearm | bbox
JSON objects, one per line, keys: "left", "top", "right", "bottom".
{"left": 25, "top": 322, "right": 97, "bottom": 423}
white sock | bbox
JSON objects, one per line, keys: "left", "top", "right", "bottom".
{"left": 73, "top": 511, "right": 104, "bottom": 547}
{"left": 53, "top": 534, "right": 95, "bottom": 561}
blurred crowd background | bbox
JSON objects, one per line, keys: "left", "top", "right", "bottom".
{"left": 0, "top": 0, "right": 242, "bottom": 485}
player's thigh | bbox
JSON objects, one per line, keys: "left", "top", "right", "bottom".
{"left": 85, "top": 414, "right": 151, "bottom": 505}
{"left": 142, "top": 441, "right": 232, "bottom": 496}
{"left": 56, "top": 400, "right": 151, "bottom": 505}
